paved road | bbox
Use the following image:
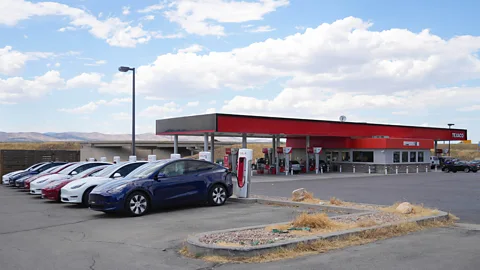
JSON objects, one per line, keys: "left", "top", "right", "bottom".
{"left": 1, "top": 176, "right": 480, "bottom": 270}
{"left": 251, "top": 172, "right": 480, "bottom": 224}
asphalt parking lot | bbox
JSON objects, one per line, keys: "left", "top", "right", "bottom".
{"left": 1, "top": 172, "right": 480, "bottom": 270}
{"left": 252, "top": 171, "right": 480, "bottom": 224}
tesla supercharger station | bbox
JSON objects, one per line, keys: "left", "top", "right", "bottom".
{"left": 283, "top": 147, "right": 293, "bottom": 175}
{"left": 314, "top": 147, "right": 322, "bottom": 174}
{"left": 234, "top": 148, "right": 253, "bottom": 198}
{"left": 100, "top": 157, "right": 107, "bottom": 162}
{"left": 199, "top": 151, "right": 211, "bottom": 161}
{"left": 226, "top": 148, "right": 238, "bottom": 173}
{"left": 148, "top": 155, "right": 157, "bottom": 162}
{"left": 129, "top": 156, "right": 137, "bottom": 162}
{"left": 113, "top": 156, "right": 121, "bottom": 163}
{"left": 170, "top": 154, "right": 181, "bottom": 159}
{"left": 88, "top": 158, "right": 95, "bottom": 162}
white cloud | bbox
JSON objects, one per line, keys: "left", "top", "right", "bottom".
{"left": 84, "top": 60, "right": 107, "bottom": 66}
{"left": 164, "top": 0, "right": 289, "bottom": 36}
{"left": 295, "top": 26, "right": 306, "bottom": 30}
{"left": 139, "top": 102, "right": 183, "bottom": 117}
{"left": 141, "top": 15, "right": 155, "bottom": 21}
{"left": 145, "top": 96, "right": 165, "bottom": 101}
{"left": 99, "top": 16, "right": 480, "bottom": 104}
{"left": 58, "top": 98, "right": 132, "bottom": 114}
{"left": 457, "top": 105, "right": 480, "bottom": 112}
{"left": 178, "top": 44, "right": 204, "bottom": 53}
{"left": 54, "top": 62, "right": 61, "bottom": 67}
{"left": 0, "top": 46, "right": 53, "bottom": 76}
{"left": 23, "top": 34, "right": 28, "bottom": 39}
{"left": 66, "top": 72, "right": 103, "bottom": 89}
{"left": 58, "top": 26, "right": 76, "bottom": 32}
{"left": 0, "top": 0, "right": 156, "bottom": 48}
{"left": 122, "top": 6, "right": 130, "bottom": 15}
{"left": 0, "top": 71, "right": 65, "bottom": 103}
{"left": 137, "top": 4, "right": 165, "bottom": 13}
{"left": 206, "top": 108, "right": 216, "bottom": 113}
{"left": 186, "top": 101, "right": 199, "bottom": 107}
{"left": 246, "top": 25, "right": 276, "bottom": 33}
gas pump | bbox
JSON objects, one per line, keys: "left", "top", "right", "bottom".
{"left": 199, "top": 152, "right": 211, "bottom": 161}
{"left": 277, "top": 147, "right": 285, "bottom": 173}
{"left": 261, "top": 148, "right": 274, "bottom": 174}
{"left": 283, "top": 147, "right": 292, "bottom": 175}
{"left": 233, "top": 148, "right": 253, "bottom": 198}
{"left": 307, "top": 147, "right": 315, "bottom": 172}
{"left": 314, "top": 147, "right": 322, "bottom": 174}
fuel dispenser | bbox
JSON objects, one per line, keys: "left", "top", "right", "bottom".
{"left": 283, "top": 147, "right": 292, "bottom": 175}
{"left": 307, "top": 147, "right": 315, "bottom": 172}
{"left": 314, "top": 147, "right": 322, "bottom": 174}
{"left": 225, "top": 148, "right": 239, "bottom": 173}
{"left": 276, "top": 147, "right": 285, "bottom": 173}
{"left": 261, "top": 148, "right": 274, "bottom": 174}
{"left": 233, "top": 148, "right": 253, "bottom": 198}
{"left": 199, "top": 152, "right": 211, "bottom": 161}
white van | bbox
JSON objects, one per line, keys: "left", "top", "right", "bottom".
{"left": 430, "top": 156, "right": 440, "bottom": 169}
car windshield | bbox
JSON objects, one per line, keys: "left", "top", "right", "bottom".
{"left": 70, "top": 165, "right": 109, "bottom": 180}
{"left": 91, "top": 163, "right": 125, "bottom": 177}
{"left": 125, "top": 160, "right": 169, "bottom": 179}
{"left": 58, "top": 163, "right": 85, "bottom": 175}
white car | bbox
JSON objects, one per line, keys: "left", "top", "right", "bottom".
{"left": 61, "top": 161, "right": 147, "bottom": 206}
{"left": 30, "top": 161, "right": 110, "bottom": 195}
{"left": 2, "top": 162, "right": 46, "bottom": 185}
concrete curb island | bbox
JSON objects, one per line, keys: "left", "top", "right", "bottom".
{"left": 186, "top": 198, "right": 450, "bottom": 258}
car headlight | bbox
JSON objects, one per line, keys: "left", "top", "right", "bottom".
{"left": 106, "top": 184, "right": 128, "bottom": 194}
{"left": 71, "top": 183, "right": 86, "bottom": 189}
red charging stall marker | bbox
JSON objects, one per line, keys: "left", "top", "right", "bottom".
{"left": 237, "top": 157, "right": 245, "bottom": 188}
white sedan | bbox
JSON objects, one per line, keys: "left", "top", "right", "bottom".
{"left": 30, "top": 162, "right": 110, "bottom": 195}
{"left": 61, "top": 161, "right": 147, "bottom": 206}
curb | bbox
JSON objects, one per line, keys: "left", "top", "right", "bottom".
{"left": 186, "top": 210, "right": 450, "bottom": 258}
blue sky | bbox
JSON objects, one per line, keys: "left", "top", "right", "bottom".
{"left": 1, "top": 0, "right": 480, "bottom": 142}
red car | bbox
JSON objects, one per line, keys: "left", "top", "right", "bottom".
{"left": 42, "top": 165, "right": 109, "bottom": 202}
{"left": 22, "top": 163, "right": 76, "bottom": 191}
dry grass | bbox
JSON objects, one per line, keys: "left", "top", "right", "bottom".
{"left": 0, "top": 142, "right": 80, "bottom": 150}
{"left": 434, "top": 143, "right": 479, "bottom": 160}
{"left": 291, "top": 191, "right": 321, "bottom": 204}
{"left": 329, "top": 197, "right": 343, "bottom": 206}
{"left": 355, "top": 219, "right": 378, "bottom": 228}
{"left": 380, "top": 202, "right": 440, "bottom": 218}
{"left": 183, "top": 219, "right": 455, "bottom": 263}
{"left": 292, "top": 213, "right": 340, "bottom": 230}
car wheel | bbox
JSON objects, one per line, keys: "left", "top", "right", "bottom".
{"left": 208, "top": 184, "right": 227, "bottom": 206}
{"left": 125, "top": 192, "right": 149, "bottom": 217}
{"left": 81, "top": 186, "right": 95, "bottom": 207}
{"left": 464, "top": 168, "right": 470, "bottom": 173}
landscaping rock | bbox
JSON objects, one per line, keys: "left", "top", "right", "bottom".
{"left": 292, "top": 188, "right": 307, "bottom": 201}
{"left": 396, "top": 202, "right": 413, "bottom": 214}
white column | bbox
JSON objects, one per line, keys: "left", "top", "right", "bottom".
{"left": 211, "top": 134, "right": 215, "bottom": 163}
{"left": 203, "top": 133, "right": 208, "bottom": 151}
{"left": 305, "top": 136, "right": 310, "bottom": 174}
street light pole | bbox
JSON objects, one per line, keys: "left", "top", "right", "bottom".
{"left": 448, "top": 123, "right": 454, "bottom": 156}
{"left": 118, "top": 66, "right": 136, "bottom": 156}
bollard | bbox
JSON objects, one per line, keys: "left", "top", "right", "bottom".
{"left": 395, "top": 166, "right": 398, "bottom": 174}
{"left": 316, "top": 168, "right": 319, "bottom": 174}
{"left": 425, "top": 166, "right": 428, "bottom": 173}
{"left": 406, "top": 166, "right": 409, "bottom": 174}
{"left": 353, "top": 165, "right": 356, "bottom": 174}
{"left": 321, "top": 167, "right": 324, "bottom": 174}
{"left": 416, "top": 165, "right": 419, "bottom": 174}
{"left": 368, "top": 165, "right": 371, "bottom": 174}
{"left": 384, "top": 166, "right": 387, "bottom": 175}
{"left": 435, "top": 165, "right": 437, "bottom": 172}
{"left": 327, "top": 165, "right": 330, "bottom": 173}
{"left": 340, "top": 165, "right": 342, "bottom": 173}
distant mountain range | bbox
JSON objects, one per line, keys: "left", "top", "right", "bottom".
{"left": 0, "top": 132, "right": 269, "bottom": 143}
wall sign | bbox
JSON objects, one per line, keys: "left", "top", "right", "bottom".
{"left": 403, "top": 141, "right": 420, "bottom": 146}
{"left": 452, "top": 133, "right": 465, "bottom": 139}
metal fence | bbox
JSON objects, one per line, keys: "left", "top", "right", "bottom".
{"left": 0, "top": 150, "right": 80, "bottom": 176}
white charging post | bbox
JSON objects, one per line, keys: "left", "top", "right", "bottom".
{"left": 148, "top": 155, "right": 157, "bottom": 162}
{"left": 129, "top": 156, "right": 137, "bottom": 162}
{"left": 113, "top": 156, "right": 121, "bottom": 163}
{"left": 170, "top": 154, "right": 181, "bottom": 159}
{"left": 100, "top": 157, "right": 107, "bottom": 162}
{"left": 88, "top": 158, "right": 95, "bottom": 162}
{"left": 199, "top": 152, "right": 211, "bottom": 161}
{"left": 233, "top": 148, "right": 253, "bottom": 198}
{"left": 314, "top": 147, "right": 322, "bottom": 174}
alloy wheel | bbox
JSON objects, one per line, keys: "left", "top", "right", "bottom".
{"left": 129, "top": 194, "right": 148, "bottom": 215}
{"left": 212, "top": 186, "right": 226, "bottom": 205}
{"left": 464, "top": 168, "right": 470, "bottom": 173}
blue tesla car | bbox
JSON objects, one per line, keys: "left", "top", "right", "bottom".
{"left": 88, "top": 158, "right": 233, "bottom": 216}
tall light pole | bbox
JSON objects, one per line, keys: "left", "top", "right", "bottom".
{"left": 448, "top": 123, "right": 454, "bottom": 156}
{"left": 118, "top": 66, "right": 136, "bottom": 156}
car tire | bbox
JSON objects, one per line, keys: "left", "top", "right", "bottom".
{"left": 464, "top": 168, "right": 470, "bottom": 173}
{"left": 208, "top": 184, "right": 227, "bottom": 206}
{"left": 125, "top": 191, "right": 149, "bottom": 217}
{"left": 81, "top": 186, "right": 95, "bottom": 207}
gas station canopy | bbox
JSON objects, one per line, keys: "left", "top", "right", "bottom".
{"left": 156, "top": 113, "right": 467, "bottom": 141}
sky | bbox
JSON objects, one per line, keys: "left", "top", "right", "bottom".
{"left": 1, "top": 0, "right": 480, "bottom": 142}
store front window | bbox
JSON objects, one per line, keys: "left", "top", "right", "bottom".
{"left": 353, "top": 151, "right": 374, "bottom": 162}
{"left": 410, "top": 151, "right": 417, "bottom": 162}
{"left": 393, "top": 151, "right": 400, "bottom": 163}
{"left": 402, "top": 151, "right": 408, "bottom": 162}
{"left": 418, "top": 151, "right": 424, "bottom": 162}
{"left": 342, "top": 151, "right": 351, "bottom": 162}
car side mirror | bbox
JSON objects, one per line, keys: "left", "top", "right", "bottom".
{"left": 154, "top": 173, "right": 166, "bottom": 181}
{"left": 113, "top": 173, "right": 122, "bottom": 178}
{"left": 71, "top": 171, "right": 78, "bottom": 175}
